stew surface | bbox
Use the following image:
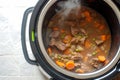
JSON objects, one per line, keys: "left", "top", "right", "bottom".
{"left": 46, "top": 6, "right": 111, "bottom": 73}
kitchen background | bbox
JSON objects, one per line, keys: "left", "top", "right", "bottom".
{"left": 0, "top": 0, "right": 119, "bottom": 80}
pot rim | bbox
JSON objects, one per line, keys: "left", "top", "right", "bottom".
{"left": 37, "top": 0, "right": 120, "bottom": 79}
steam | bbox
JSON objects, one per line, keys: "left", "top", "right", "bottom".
{"left": 57, "top": 0, "right": 81, "bottom": 16}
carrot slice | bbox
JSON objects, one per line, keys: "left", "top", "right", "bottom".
{"left": 84, "top": 11, "right": 90, "bottom": 17}
{"left": 98, "top": 56, "right": 106, "bottom": 62}
{"left": 86, "top": 16, "right": 92, "bottom": 22}
{"left": 53, "top": 27, "right": 59, "bottom": 31}
{"left": 61, "top": 29, "right": 65, "bottom": 33}
{"left": 56, "top": 60, "right": 65, "bottom": 68}
{"left": 85, "top": 40, "right": 91, "bottom": 48}
{"left": 101, "top": 35, "right": 107, "bottom": 41}
{"left": 63, "top": 35, "right": 72, "bottom": 44}
{"left": 84, "top": 11, "right": 92, "bottom": 22}
{"left": 63, "top": 48, "right": 71, "bottom": 55}
{"left": 47, "top": 48, "right": 52, "bottom": 54}
{"left": 66, "top": 61, "right": 75, "bottom": 70}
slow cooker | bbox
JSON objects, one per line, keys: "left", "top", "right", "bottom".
{"left": 21, "top": 0, "right": 120, "bottom": 80}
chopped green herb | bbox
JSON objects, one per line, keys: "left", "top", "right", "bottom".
{"left": 74, "top": 33, "right": 84, "bottom": 38}
{"left": 57, "top": 54, "right": 62, "bottom": 60}
{"left": 75, "top": 48, "right": 84, "bottom": 52}
{"left": 91, "top": 44, "right": 96, "bottom": 47}
{"left": 92, "top": 51, "right": 98, "bottom": 55}
{"left": 75, "top": 49, "right": 81, "bottom": 52}
{"left": 93, "top": 38, "right": 96, "bottom": 41}
{"left": 61, "top": 33, "right": 66, "bottom": 39}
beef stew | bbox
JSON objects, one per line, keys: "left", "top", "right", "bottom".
{"left": 46, "top": 6, "right": 111, "bottom": 73}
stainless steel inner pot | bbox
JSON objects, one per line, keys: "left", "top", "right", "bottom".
{"left": 37, "top": 0, "right": 120, "bottom": 79}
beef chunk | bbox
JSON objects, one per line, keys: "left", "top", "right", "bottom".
{"left": 89, "top": 58, "right": 103, "bottom": 69}
{"left": 75, "top": 63, "right": 81, "bottom": 68}
{"left": 70, "top": 27, "right": 87, "bottom": 44}
{"left": 81, "top": 63, "right": 92, "bottom": 72}
{"left": 71, "top": 53, "right": 83, "bottom": 61}
{"left": 79, "top": 37, "right": 87, "bottom": 44}
{"left": 49, "top": 31, "right": 60, "bottom": 38}
{"left": 49, "top": 38, "right": 67, "bottom": 51}
{"left": 55, "top": 40, "right": 67, "bottom": 51}
{"left": 71, "top": 36, "right": 87, "bottom": 44}
{"left": 75, "top": 68, "right": 85, "bottom": 73}
{"left": 49, "top": 38, "right": 56, "bottom": 46}
{"left": 64, "top": 21, "right": 76, "bottom": 27}
{"left": 71, "top": 26, "right": 80, "bottom": 35}
{"left": 95, "top": 39, "right": 104, "bottom": 45}
{"left": 80, "top": 28, "right": 87, "bottom": 35}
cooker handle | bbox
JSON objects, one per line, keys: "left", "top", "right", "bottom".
{"left": 21, "top": 7, "right": 38, "bottom": 65}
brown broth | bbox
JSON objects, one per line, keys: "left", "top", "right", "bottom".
{"left": 46, "top": 6, "right": 111, "bottom": 73}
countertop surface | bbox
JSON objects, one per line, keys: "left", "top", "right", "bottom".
{"left": 0, "top": 0, "right": 48, "bottom": 80}
{"left": 0, "top": 0, "right": 119, "bottom": 80}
